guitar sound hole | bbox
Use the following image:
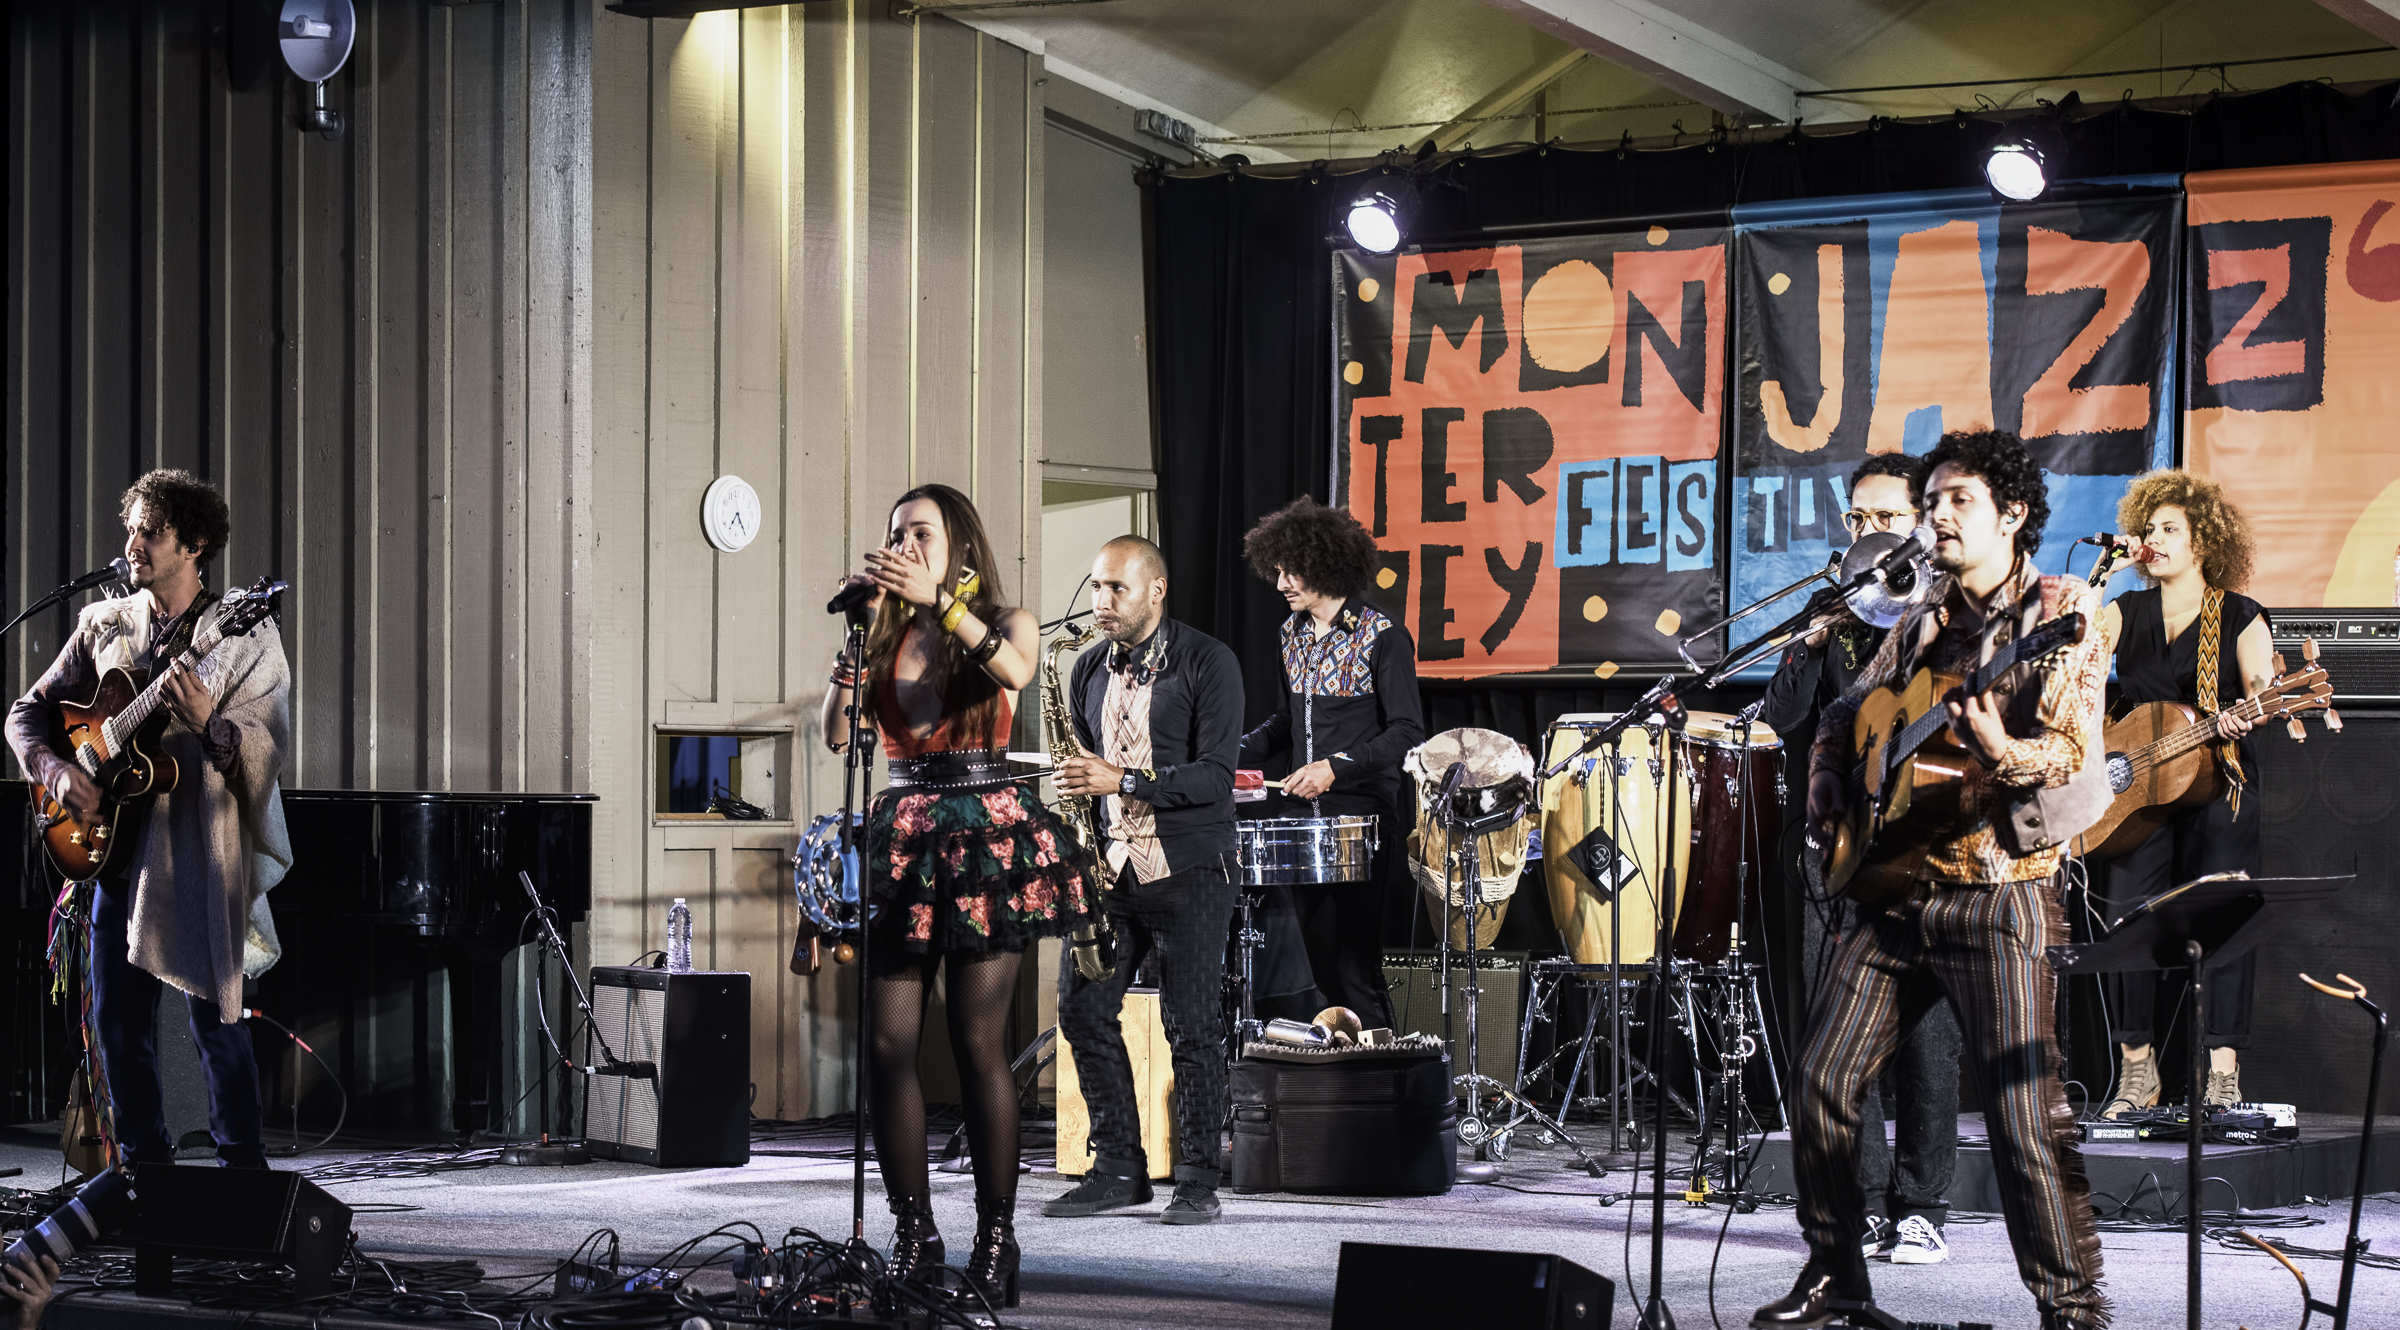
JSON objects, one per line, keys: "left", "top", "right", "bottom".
{"left": 2105, "top": 752, "right": 2132, "bottom": 795}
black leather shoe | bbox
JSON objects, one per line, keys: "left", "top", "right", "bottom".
{"left": 961, "top": 1193, "right": 1020, "bottom": 1310}
{"left": 1040, "top": 1167, "right": 1152, "bottom": 1217}
{"left": 1749, "top": 1260, "right": 1873, "bottom": 1328}
{"left": 884, "top": 1195, "right": 946, "bottom": 1285}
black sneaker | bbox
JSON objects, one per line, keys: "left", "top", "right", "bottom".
{"left": 1860, "top": 1215, "right": 1896, "bottom": 1259}
{"left": 1040, "top": 1170, "right": 1153, "bottom": 1217}
{"left": 1160, "top": 1183, "right": 1220, "bottom": 1226}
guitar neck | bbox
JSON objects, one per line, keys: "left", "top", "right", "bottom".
{"left": 107, "top": 621, "right": 223, "bottom": 743}
{"left": 1887, "top": 636, "right": 2039, "bottom": 764}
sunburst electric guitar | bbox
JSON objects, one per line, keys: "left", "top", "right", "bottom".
{"left": 1817, "top": 609, "right": 2090, "bottom": 906}
{"left": 30, "top": 577, "right": 288, "bottom": 882}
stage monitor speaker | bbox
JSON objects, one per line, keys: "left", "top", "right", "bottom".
{"left": 584, "top": 966, "right": 750, "bottom": 1167}
{"left": 1331, "top": 1240, "right": 1612, "bottom": 1329}
{"left": 1383, "top": 949, "right": 1525, "bottom": 1087}
{"left": 2250, "top": 710, "right": 2400, "bottom": 1116}
{"left": 130, "top": 1162, "right": 351, "bottom": 1298}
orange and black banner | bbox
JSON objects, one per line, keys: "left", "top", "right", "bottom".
{"left": 2184, "top": 161, "right": 2400, "bottom": 607}
{"left": 1334, "top": 227, "right": 1727, "bottom": 680}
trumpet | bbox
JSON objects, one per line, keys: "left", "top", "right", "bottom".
{"left": 1678, "top": 527, "right": 1935, "bottom": 678}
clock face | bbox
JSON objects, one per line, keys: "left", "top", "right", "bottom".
{"left": 702, "top": 475, "right": 762, "bottom": 553}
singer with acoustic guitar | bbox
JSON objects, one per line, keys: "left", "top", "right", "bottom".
{"left": 1762, "top": 431, "right": 2113, "bottom": 1330}
{"left": 6, "top": 469, "right": 293, "bottom": 1171}
{"left": 2089, "top": 471, "right": 2272, "bottom": 1118}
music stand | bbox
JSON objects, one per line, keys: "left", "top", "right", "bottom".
{"left": 2046, "top": 871, "right": 2353, "bottom": 1330}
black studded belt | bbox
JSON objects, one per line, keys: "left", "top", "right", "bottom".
{"left": 884, "top": 751, "right": 1020, "bottom": 793}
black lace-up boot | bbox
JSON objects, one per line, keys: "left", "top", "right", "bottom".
{"left": 885, "top": 1194, "right": 945, "bottom": 1285}
{"left": 961, "top": 1192, "right": 1020, "bottom": 1310}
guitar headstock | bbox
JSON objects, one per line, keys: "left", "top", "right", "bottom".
{"left": 2265, "top": 640, "right": 2339, "bottom": 739}
{"left": 216, "top": 577, "right": 289, "bottom": 638}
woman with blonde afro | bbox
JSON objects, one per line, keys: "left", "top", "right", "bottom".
{"left": 2092, "top": 470, "right": 2273, "bottom": 1119}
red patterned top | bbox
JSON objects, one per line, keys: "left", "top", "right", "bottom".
{"left": 874, "top": 629, "right": 1013, "bottom": 759}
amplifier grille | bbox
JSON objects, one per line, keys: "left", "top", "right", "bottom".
{"left": 2268, "top": 609, "right": 2400, "bottom": 702}
{"left": 586, "top": 979, "right": 664, "bottom": 1151}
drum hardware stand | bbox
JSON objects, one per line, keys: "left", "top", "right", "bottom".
{"left": 1534, "top": 676, "right": 1687, "bottom": 1329}
{"left": 1429, "top": 760, "right": 1526, "bottom": 1177}
{"left": 1227, "top": 885, "right": 1267, "bottom": 1050}
{"left": 937, "top": 1027, "right": 1057, "bottom": 1172}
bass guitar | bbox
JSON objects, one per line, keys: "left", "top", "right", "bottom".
{"left": 1817, "top": 609, "right": 2090, "bottom": 905}
{"left": 2081, "top": 639, "right": 2334, "bottom": 858}
{"left": 30, "top": 577, "right": 288, "bottom": 881}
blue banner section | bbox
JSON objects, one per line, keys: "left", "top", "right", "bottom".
{"left": 1725, "top": 183, "right": 2182, "bottom": 673}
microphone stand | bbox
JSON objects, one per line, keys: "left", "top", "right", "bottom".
{"left": 0, "top": 567, "right": 130, "bottom": 638}
{"left": 834, "top": 603, "right": 882, "bottom": 1301}
{"left": 502, "top": 870, "right": 597, "bottom": 1167}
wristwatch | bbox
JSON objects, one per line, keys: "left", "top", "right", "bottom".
{"left": 1118, "top": 772, "right": 1139, "bottom": 797}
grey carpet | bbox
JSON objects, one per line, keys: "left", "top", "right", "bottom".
{"left": 6, "top": 1130, "right": 2396, "bottom": 1328}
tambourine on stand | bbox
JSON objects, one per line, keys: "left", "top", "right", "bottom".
{"left": 1405, "top": 729, "right": 1605, "bottom": 1178}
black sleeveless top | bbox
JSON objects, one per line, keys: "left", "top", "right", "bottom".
{"left": 2114, "top": 586, "right": 2268, "bottom": 766}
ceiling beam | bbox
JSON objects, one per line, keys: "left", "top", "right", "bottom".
{"left": 2312, "top": 0, "right": 2400, "bottom": 45}
{"left": 943, "top": 15, "right": 1296, "bottom": 163}
{"left": 1480, "top": 0, "right": 1819, "bottom": 122}
{"left": 1427, "top": 49, "right": 1590, "bottom": 152}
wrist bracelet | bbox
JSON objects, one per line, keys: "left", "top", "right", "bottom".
{"left": 939, "top": 597, "right": 972, "bottom": 635}
{"left": 967, "top": 629, "right": 1005, "bottom": 665}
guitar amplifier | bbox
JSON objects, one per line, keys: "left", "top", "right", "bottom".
{"left": 1383, "top": 950, "right": 1525, "bottom": 1088}
{"left": 2269, "top": 609, "right": 2400, "bottom": 704}
{"left": 584, "top": 967, "right": 750, "bottom": 1167}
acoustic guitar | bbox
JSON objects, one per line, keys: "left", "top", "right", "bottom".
{"left": 2081, "top": 640, "right": 2334, "bottom": 859}
{"left": 29, "top": 577, "right": 287, "bottom": 882}
{"left": 1817, "top": 610, "right": 2090, "bottom": 906}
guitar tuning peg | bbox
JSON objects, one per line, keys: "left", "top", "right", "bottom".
{"left": 2286, "top": 716, "right": 2307, "bottom": 743}
{"left": 2324, "top": 706, "right": 2343, "bottom": 733}
{"left": 2271, "top": 652, "right": 2288, "bottom": 676}
{"left": 2302, "top": 635, "right": 2321, "bottom": 664}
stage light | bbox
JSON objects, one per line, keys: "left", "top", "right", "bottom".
{"left": 1345, "top": 190, "right": 1405, "bottom": 254}
{"left": 1984, "top": 137, "right": 2048, "bottom": 201}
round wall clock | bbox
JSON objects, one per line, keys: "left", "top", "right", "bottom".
{"left": 702, "top": 475, "right": 762, "bottom": 553}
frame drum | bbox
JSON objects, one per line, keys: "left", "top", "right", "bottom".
{"left": 1539, "top": 714, "right": 1689, "bottom": 966}
{"left": 1671, "top": 711, "right": 1783, "bottom": 964}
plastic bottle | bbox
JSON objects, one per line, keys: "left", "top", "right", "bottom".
{"left": 667, "top": 898, "right": 692, "bottom": 973}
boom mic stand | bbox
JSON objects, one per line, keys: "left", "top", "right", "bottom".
{"left": 502, "top": 870, "right": 597, "bottom": 1166}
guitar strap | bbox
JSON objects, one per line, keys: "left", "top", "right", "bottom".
{"left": 152, "top": 589, "right": 219, "bottom": 668}
{"left": 2194, "top": 588, "right": 2246, "bottom": 816}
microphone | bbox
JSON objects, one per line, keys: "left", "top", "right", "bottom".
{"left": 66, "top": 558, "right": 133, "bottom": 593}
{"left": 588, "top": 1060, "right": 657, "bottom": 1080}
{"left": 826, "top": 576, "right": 875, "bottom": 617}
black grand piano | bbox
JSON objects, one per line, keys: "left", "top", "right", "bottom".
{"left": 271, "top": 790, "right": 595, "bottom": 1139}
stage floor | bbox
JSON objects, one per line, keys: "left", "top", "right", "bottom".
{"left": 6, "top": 1122, "right": 2397, "bottom": 1329}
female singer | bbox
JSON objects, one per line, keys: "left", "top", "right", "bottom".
{"left": 820, "top": 483, "right": 1099, "bottom": 1309}
{"left": 2094, "top": 470, "right": 2271, "bottom": 1117}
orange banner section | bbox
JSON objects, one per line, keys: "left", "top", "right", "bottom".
{"left": 2185, "top": 160, "right": 2400, "bottom": 607}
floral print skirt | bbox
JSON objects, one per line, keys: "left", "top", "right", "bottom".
{"left": 864, "top": 779, "right": 1100, "bottom": 956}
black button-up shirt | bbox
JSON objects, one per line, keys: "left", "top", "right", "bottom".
{"left": 1068, "top": 617, "right": 1243, "bottom": 873}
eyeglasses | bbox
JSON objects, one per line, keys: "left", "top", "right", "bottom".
{"left": 1842, "top": 508, "right": 1915, "bottom": 534}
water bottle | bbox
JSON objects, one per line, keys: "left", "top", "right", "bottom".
{"left": 667, "top": 898, "right": 692, "bottom": 973}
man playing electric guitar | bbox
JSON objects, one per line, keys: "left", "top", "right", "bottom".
{"left": 1755, "top": 431, "right": 2112, "bottom": 1330}
{"left": 6, "top": 469, "right": 292, "bottom": 1169}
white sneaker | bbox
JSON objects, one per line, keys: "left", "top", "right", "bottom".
{"left": 1859, "top": 1214, "right": 1895, "bottom": 1259}
{"left": 1887, "top": 1214, "right": 1948, "bottom": 1265}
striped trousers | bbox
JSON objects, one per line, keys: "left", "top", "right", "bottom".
{"left": 1792, "top": 874, "right": 2109, "bottom": 1329}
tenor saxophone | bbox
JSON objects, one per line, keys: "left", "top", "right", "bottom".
{"left": 1042, "top": 622, "right": 1118, "bottom": 981}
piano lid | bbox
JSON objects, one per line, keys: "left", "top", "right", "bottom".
{"left": 279, "top": 788, "right": 596, "bottom": 931}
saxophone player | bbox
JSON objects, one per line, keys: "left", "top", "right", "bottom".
{"left": 1049, "top": 536, "right": 1245, "bottom": 1226}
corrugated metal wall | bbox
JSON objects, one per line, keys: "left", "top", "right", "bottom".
{"left": 5, "top": 0, "right": 592, "bottom": 795}
{"left": 584, "top": 2, "right": 1046, "bottom": 1120}
{"left": 7, "top": 0, "right": 1047, "bottom": 1127}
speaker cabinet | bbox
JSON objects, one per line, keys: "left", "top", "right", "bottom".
{"left": 1383, "top": 950, "right": 1525, "bottom": 1087}
{"left": 2250, "top": 712, "right": 2400, "bottom": 1116}
{"left": 584, "top": 967, "right": 750, "bottom": 1167}
{"left": 1332, "top": 1241, "right": 1613, "bottom": 1329}
{"left": 131, "top": 1163, "right": 351, "bottom": 1297}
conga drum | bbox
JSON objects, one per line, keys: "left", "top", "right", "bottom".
{"left": 1404, "top": 728, "right": 1535, "bottom": 950}
{"left": 1670, "top": 711, "right": 1783, "bottom": 964}
{"left": 1539, "top": 714, "right": 1688, "bottom": 966}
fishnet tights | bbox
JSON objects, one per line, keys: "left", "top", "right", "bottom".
{"left": 867, "top": 947, "right": 1022, "bottom": 1206}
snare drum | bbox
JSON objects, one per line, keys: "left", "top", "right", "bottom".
{"left": 1234, "top": 815, "right": 1379, "bottom": 886}
{"left": 1670, "top": 711, "right": 1783, "bottom": 965}
{"left": 1538, "top": 714, "right": 1689, "bottom": 966}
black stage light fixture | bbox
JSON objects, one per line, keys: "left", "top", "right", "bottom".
{"left": 607, "top": 0, "right": 833, "bottom": 15}
{"left": 1984, "top": 134, "right": 2048, "bottom": 201}
{"left": 1345, "top": 178, "right": 1417, "bottom": 255}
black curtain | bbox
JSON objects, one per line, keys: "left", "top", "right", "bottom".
{"left": 1147, "top": 80, "right": 2400, "bottom": 737}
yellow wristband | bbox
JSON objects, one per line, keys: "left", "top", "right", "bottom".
{"left": 940, "top": 596, "right": 972, "bottom": 635}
